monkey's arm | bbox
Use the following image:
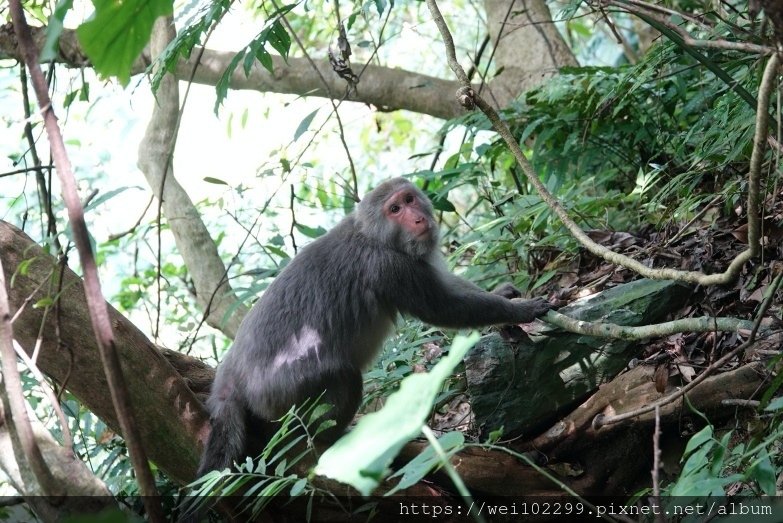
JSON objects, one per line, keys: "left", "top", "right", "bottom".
{"left": 392, "top": 262, "right": 550, "bottom": 329}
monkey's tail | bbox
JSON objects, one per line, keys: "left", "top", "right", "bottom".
{"left": 196, "top": 394, "right": 247, "bottom": 476}
{"left": 180, "top": 395, "right": 247, "bottom": 522}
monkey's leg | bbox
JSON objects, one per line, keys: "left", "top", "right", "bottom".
{"left": 308, "top": 366, "right": 363, "bottom": 443}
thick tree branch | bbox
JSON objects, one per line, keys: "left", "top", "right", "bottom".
{"left": 176, "top": 51, "right": 464, "bottom": 118}
{"left": 0, "top": 24, "right": 467, "bottom": 120}
{"left": 0, "top": 261, "right": 61, "bottom": 497}
{"left": 0, "top": 403, "right": 115, "bottom": 521}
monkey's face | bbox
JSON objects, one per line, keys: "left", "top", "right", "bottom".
{"left": 382, "top": 187, "right": 438, "bottom": 257}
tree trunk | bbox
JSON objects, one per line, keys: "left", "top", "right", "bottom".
{"left": 483, "top": 0, "right": 578, "bottom": 107}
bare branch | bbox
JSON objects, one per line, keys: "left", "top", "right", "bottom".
{"left": 0, "top": 23, "right": 466, "bottom": 120}
{"left": 543, "top": 310, "right": 757, "bottom": 340}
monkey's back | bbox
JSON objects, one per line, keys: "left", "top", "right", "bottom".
{"left": 210, "top": 215, "right": 395, "bottom": 420}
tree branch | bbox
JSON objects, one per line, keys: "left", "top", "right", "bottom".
{"left": 0, "top": 258, "right": 61, "bottom": 497}
{"left": 543, "top": 310, "right": 758, "bottom": 340}
{"left": 592, "top": 270, "right": 782, "bottom": 428}
{"left": 0, "top": 23, "right": 467, "bottom": 120}
{"left": 0, "top": 401, "right": 115, "bottom": 521}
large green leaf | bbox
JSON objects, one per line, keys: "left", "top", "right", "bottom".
{"left": 77, "top": 0, "right": 173, "bottom": 86}
{"left": 315, "top": 333, "right": 479, "bottom": 495}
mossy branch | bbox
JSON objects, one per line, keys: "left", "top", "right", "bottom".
{"left": 543, "top": 310, "right": 756, "bottom": 340}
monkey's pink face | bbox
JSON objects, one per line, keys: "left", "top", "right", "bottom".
{"left": 383, "top": 188, "right": 431, "bottom": 240}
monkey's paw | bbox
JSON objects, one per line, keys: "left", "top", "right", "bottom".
{"left": 512, "top": 296, "right": 553, "bottom": 323}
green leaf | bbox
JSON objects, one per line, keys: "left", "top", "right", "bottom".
{"left": 33, "top": 297, "right": 54, "bottom": 308}
{"left": 430, "top": 196, "right": 455, "bottom": 212}
{"left": 670, "top": 472, "right": 742, "bottom": 496}
{"left": 294, "top": 109, "right": 319, "bottom": 141}
{"left": 682, "top": 424, "right": 713, "bottom": 459}
{"left": 204, "top": 176, "right": 229, "bottom": 185}
{"left": 267, "top": 20, "right": 291, "bottom": 61}
{"left": 763, "top": 395, "right": 783, "bottom": 411}
{"left": 289, "top": 477, "right": 307, "bottom": 496}
{"left": 83, "top": 186, "right": 134, "bottom": 213}
{"left": 315, "top": 333, "right": 479, "bottom": 495}
{"left": 307, "top": 403, "right": 332, "bottom": 425}
{"left": 76, "top": 0, "right": 173, "bottom": 86}
{"left": 372, "top": 0, "right": 387, "bottom": 15}
{"left": 749, "top": 449, "right": 776, "bottom": 495}
{"left": 41, "top": 0, "right": 74, "bottom": 62}
{"left": 294, "top": 223, "right": 326, "bottom": 239}
{"left": 385, "top": 431, "right": 464, "bottom": 495}
{"left": 214, "top": 51, "right": 245, "bottom": 113}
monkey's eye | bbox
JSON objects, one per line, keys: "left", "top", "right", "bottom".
{"left": 389, "top": 204, "right": 401, "bottom": 214}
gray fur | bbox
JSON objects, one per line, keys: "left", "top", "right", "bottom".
{"left": 196, "top": 177, "right": 551, "bottom": 476}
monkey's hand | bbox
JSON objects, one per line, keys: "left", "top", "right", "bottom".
{"left": 511, "top": 296, "right": 553, "bottom": 323}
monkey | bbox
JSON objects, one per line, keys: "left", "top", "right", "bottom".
{"left": 195, "top": 177, "right": 552, "bottom": 477}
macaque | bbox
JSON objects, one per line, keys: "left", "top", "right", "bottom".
{"left": 196, "top": 177, "right": 551, "bottom": 476}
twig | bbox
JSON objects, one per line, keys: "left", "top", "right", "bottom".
{"left": 424, "top": 0, "right": 776, "bottom": 286}
{"left": 8, "top": 3, "right": 163, "bottom": 519}
{"left": 12, "top": 341, "right": 73, "bottom": 449}
{"left": 599, "top": 7, "right": 638, "bottom": 64}
{"left": 20, "top": 65, "right": 61, "bottom": 253}
{"left": 107, "top": 194, "right": 154, "bottom": 241}
{"left": 604, "top": 0, "right": 774, "bottom": 55}
{"left": 273, "top": 0, "right": 358, "bottom": 192}
{"left": 664, "top": 193, "right": 723, "bottom": 247}
{"left": 652, "top": 406, "right": 663, "bottom": 523}
{"left": 0, "top": 257, "right": 62, "bottom": 496}
{"left": 615, "top": 0, "right": 711, "bottom": 30}
{"left": 289, "top": 184, "right": 298, "bottom": 255}
{"left": 720, "top": 399, "right": 761, "bottom": 407}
